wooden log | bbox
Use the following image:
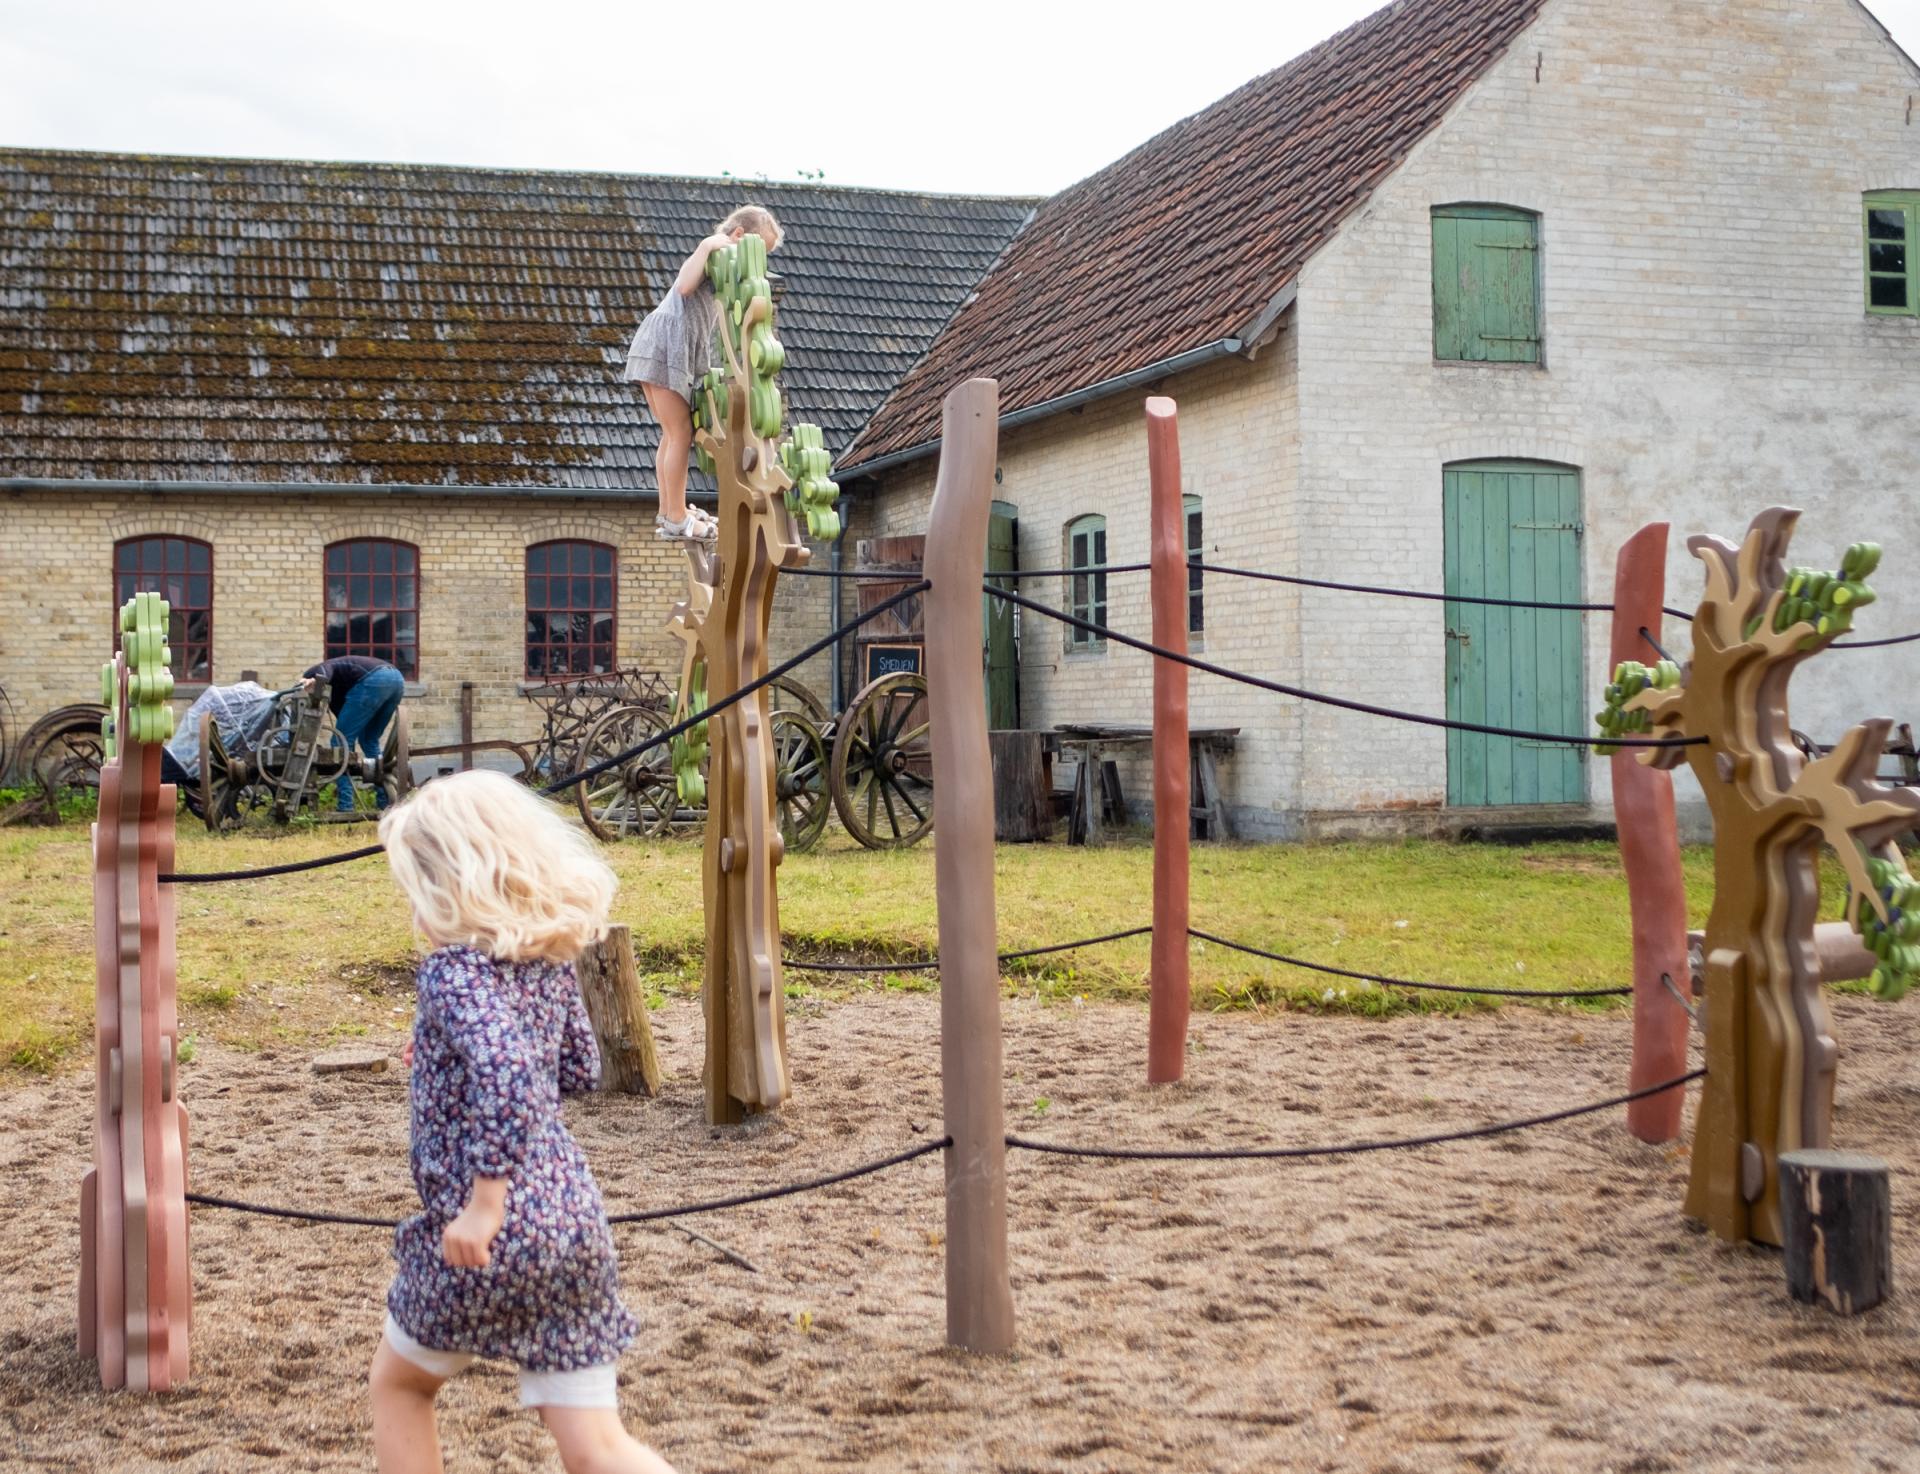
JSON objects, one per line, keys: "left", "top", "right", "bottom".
{"left": 1146, "top": 395, "right": 1190, "bottom": 1085}
{"left": 989, "top": 731, "right": 1052, "bottom": 842}
{"left": 1779, "top": 1149, "right": 1892, "bottom": 1315}
{"left": 576, "top": 925, "right": 663, "bottom": 1096}
{"left": 926, "top": 378, "right": 1015, "bottom": 1354}
{"left": 1608, "top": 522, "right": 1691, "bottom": 1144}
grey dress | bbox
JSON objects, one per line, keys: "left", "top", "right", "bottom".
{"left": 622, "top": 281, "right": 722, "bottom": 401}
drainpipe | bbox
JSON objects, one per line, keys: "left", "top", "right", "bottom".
{"left": 829, "top": 493, "right": 851, "bottom": 713}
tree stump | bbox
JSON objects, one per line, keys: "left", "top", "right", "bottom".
{"left": 989, "top": 731, "right": 1051, "bottom": 842}
{"left": 1779, "top": 1149, "right": 1892, "bottom": 1315}
{"left": 575, "top": 925, "right": 662, "bottom": 1096}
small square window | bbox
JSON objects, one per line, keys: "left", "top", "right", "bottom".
{"left": 1864, "top": 193, "right": 1919, "bottom": 317}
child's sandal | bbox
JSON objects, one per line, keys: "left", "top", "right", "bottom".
{"left": 655, "top": 509, "right": 719, "bottom": 545}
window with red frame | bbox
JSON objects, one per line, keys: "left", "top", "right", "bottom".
{"left": 113, "top": 536, "right": 213, "bottom": 681}
{"left": 324, "top": 539, "right": 419, "bottom": 677}
{"left": 525, "top": 541, "right": 617, "bottom": 677}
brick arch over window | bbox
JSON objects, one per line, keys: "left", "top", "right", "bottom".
{"left": 314, "top": 515, "right": 429, "bottom": 550}
{"left": 525, "top": 540, "right": 618, "bottom": 677}
{"left": 323, "top": 538, "right": 420, "bottom": 677}
{"left": 113, "top": 535, "right": 213, "bottom": 681}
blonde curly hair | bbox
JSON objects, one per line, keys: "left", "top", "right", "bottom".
{"left": 720, "top": 204, "right": 784, "bottom": 249}
{"left": 379, "top": 770, "right": 616, "bottom": 963}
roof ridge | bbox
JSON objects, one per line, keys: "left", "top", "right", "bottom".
{"left": 0, "top": 144, "right": 1043, "bottom": 206}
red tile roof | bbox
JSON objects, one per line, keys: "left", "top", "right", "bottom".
{"left": 839, "top": 0, "right": 1547, "bottom": 472}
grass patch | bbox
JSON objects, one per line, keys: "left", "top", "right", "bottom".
{"left": 0, "top": 814, "right": 1861, "bottom": 1078}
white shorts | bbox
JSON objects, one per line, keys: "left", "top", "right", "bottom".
{"left": 383, "top": 1313, "right": 618, "bottom": 1409}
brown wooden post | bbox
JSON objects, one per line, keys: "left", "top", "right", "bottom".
{"left": 1608, "top": 523, "right": 1691, "bottom": 1143}
{"left": 575, "top": 924, "right": 663, "bottom": 1096}
{"left": 927, "top": 378, "right": 1014, "bottom": 1354}
{"left": 458, "top": 682, "right": 475, "bottom": 772}
{"left": 1146, "top": 397, "right": 1190, "bottom": 1083}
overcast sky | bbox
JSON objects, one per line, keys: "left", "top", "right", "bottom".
{"left": 2, "top": 0, "right": 1917, "bottom": 197}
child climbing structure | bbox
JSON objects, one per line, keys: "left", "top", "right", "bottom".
{"left": 80, "top": 593, "right": 191, "bottom": 1389}
{"left": 1599, "top": 509, "right": 1920, "bottom": 1247}
{"left": 669, "top": 230, "right": 841, "bottom": 1124}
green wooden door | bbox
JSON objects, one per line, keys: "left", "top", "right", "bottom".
{"left": 984, "top": 501, "right": 1019, "bottom": 730}
{"left": 1443, "top": 463, "right": 1583, "bottom": 807}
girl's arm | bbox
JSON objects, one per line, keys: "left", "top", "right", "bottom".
{"left": 558, "top": 976, "right": 601, "bottom": 1096}
{"left": 673, "top": 230, "right": 737, "bottom": 297}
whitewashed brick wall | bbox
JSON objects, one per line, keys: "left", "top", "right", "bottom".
{"left": 1294, "top": 0, "right": 1920, "bottom": 832}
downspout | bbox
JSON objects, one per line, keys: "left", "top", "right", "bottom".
{"left": 829, "top": 493, "right": 850, "bottom": 712}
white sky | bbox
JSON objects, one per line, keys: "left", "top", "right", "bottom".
{"left": 2, "top": 0, "right": 1917, "bottom": 197}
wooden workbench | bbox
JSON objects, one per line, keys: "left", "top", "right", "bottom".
{"left": 1054, "top": 724, "right": 1239, "bottom": 845}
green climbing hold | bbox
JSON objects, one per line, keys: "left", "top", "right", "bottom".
{"left": 1593, "top": 658, "right": 1679, "bottom": 754}
{"left": 1849, "top": 852, "right": 1920, "bottom": 1000}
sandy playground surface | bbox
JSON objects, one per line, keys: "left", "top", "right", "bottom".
{"left": 2, "top": 990, "right": 1917, "bottom": 1474}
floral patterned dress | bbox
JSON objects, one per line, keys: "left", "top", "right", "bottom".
{"left": 387, "top": 944, "right": 638, "bottom": 1372}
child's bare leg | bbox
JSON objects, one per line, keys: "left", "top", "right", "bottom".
{"left": 641, "top": 383, "right": 694, "bottom": 523}
{"left": 371, "top": 1338, "right": 448, "bottom": 1474}
{"left": 540, "top": 1405, "right": 680, "bottom": 1474}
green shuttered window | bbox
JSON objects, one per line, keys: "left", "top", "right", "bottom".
{"left": 1432, "top": 204, "right": 1541, "bottom": 364}
{"left": 1865, "top": 192, "right": 1919, "bottom": 316}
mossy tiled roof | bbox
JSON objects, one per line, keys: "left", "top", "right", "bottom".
{"left": 0, "top": 149, "right": 1034, "bottom": 490}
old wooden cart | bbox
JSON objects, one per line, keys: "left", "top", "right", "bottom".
{"left": 196, "top": 679, "right": 412, "bottom": 828}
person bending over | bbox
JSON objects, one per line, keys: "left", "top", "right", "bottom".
{"left": 302, "top": 654, "right": 405, "bottom": 811}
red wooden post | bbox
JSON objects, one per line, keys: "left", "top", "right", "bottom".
{"left": 926, "top": 379, "right": 1015, "bottom": 1352}
{"left": 1146, "top": 397, "right": 1190, "bottom": 1084}
{"left": 1609, "top": 523, "right": 1691, "bottom": 1144}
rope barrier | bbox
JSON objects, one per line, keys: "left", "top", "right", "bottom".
{"left": 184, "top": 1137, "right": 950, "bottom": 1231}
{"left": 159, "top": 585, "right": 931, "bottom": 882}
{"left": 1831, "top": 628, "right": 1920, "bottom": 649}
{"left": 988, "top": 585, "right": 1705, "bottom": 750}
{"left": 783, "top": 925, "right": 1154, "bottom": 974}
{"left": 1193, "top": 562, "right": 1695, "bottom": 621}
{"left": 1004, "top": 1069, "right": 1704, "bottom": 1162}
{"left": 1188, "top": 927, "right": 1633, "bottom": 999}
{"left": 1638, "top": 626, "right": 1676, "bottom": 664}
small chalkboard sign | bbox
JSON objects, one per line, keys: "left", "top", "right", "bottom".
{"left": 864, "top": 642, "right": 923, "bottom": 684}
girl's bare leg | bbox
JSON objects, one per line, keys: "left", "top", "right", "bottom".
{"left": 641, "top": 383, "right": 694, "bottom": 523}
{"left": 371, "top": 1338, "right": 449, "bottom": 1474}
{"left": 540, "top": 1405, "right": 680, "bottom": 1474}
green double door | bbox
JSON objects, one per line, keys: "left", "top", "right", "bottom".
{"left": 1443, "top": 462, "right": 1584, "bottom": 807}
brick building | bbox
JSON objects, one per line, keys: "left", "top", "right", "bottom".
{"left": 0, "top": 151, "right": 1032, "bottom": 764}
{"left": 837, "top": 0, "right": 1920, "bottom": 838}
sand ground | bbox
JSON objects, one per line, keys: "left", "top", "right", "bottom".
{"left": 3, "top": 991, "right": 1917, "bottom": 1474}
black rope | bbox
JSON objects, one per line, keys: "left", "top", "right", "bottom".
{"left": 159, "top": 586, "right": 930, "bottom": 882}
{"left": 1831, "top": 629, "right": 1920, "bottom": 649}
{"left": 1194, "top": 562, "right": 1695, "bottom": 621}
{"left": 1189, "top": 927, "right": 1632, "bottom": 999}
{"left": 162, "top": 843, "right": 386, "bottom": 885}
{"left": 1638, "top": 626, "right": 1676, "bottom": 664}
{"left": 540, "top": 581, "right": 930, "bottom": 798}
{"left": 1005, "top": 1069, "right": 1704, "bottom": 1162}
{"left": 783, "top": 925, "right": 1155, "bottom": 974}
{"left": 185, "top": 1137, "right": 950, "bottom": 1231}
{"left": 989, "top": 585, "right": 1705, "bottom": 750}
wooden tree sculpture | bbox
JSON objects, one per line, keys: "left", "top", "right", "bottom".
{"left": 80, "top": 592, "right": 191, "bottom": 1389}
{"left": 1599, "top": 509, "right": 1919, "bottom": 1245}
{"left": 676, "top": 230, "right": 840, "bottom": 1123}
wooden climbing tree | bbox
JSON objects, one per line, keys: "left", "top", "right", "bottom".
{"left": 1600, "top": 508, "right": 1920, "bottom": 1245}
{"left": 671, "top": 230, "right": 840, "bottom": 1124}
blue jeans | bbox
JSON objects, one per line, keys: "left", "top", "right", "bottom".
{"left": 336, "top": 666, "right": 405, "bottom": 759}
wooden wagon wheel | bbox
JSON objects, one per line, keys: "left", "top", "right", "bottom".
{"left": 767, "top": 675, "right": 827, "bottom": 725}
{"left": 772, "top": 710, "right": 830, "bottom": 853}
{"left": 253, "top": 698, "right": 350, "bottom": 820}
{"left": 197, "top": 712, "right": 266, "bottom": 831}
{"left": 24, "top": 703, "right": 111, "bottom": 811}
{"left": 574, "top": 704, "right": 683, "bottom": 841}
{"left": 830, "top": 672, "right": 934, "bottom": 849}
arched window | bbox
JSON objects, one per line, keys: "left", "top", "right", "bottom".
{"left": 1184, "top": 494, "right": 1204, "bottom": 635}
{"left": 1065, "top": 514, "right": 1107, "bottom": 649}
{"left": 526, "top": 540, "right": 617, "bottom": 677}
{"left": 324, "top": 539, "right": 419, "bottom": 677}
{"left": 113, "top": 535, "right": 212, "bottom": 681}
